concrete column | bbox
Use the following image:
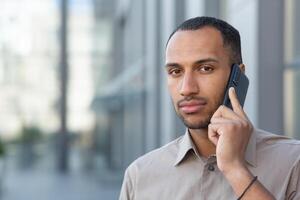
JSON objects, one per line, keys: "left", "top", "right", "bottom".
{"left": 159, "top": 0, "right": 176, "bottom": 145}
{"left": 257, "top": 0, "right": 284, "bottom": 134}
{"left": 144, "top": 0, "right": 160, "bottom": 152}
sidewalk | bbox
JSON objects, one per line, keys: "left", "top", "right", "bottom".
{"left": 2, "top": 166, "right": 121, "bottom": 200}
{"left": 0, "top": 151, "right": 122, "bottom": 200}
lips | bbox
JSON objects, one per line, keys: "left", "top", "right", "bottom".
{"left": 178, "top": 99, "right": 207, "bottom": 114}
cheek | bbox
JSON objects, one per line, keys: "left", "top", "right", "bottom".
{"left": 201, "top": 75, "right": 228, "bottom": 101}
{"left": 167, "top": 80, "right": 178, "bottom": 100}
{"left": 167, "top": 76, "right": 183, "bottom": 92}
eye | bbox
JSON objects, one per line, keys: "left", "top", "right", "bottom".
{"left": 168, "top": 68, "right": 183, "bottom": 77}
{"left": 198, "top": 65, "right": 214, "bottom": 73}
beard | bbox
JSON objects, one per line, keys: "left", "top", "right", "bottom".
{"left": 177, "top": 109, "right": 213, "bottom": 129}
{"left": 174, "top": 95, "right": 224, "bottom": 129}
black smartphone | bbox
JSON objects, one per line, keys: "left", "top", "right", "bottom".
{"left": 222, "top": 64, "right": 249, "bottom": 109}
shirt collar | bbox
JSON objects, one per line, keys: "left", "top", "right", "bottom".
{"left": 174, "top": 129, "right": 257, "bottom": 167}
{"left": 173, "top": 129, "right": 196, "bottom": 166}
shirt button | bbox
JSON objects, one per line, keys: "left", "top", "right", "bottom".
{"left": 208, "top": 164, "right": 215, "bottom": 171}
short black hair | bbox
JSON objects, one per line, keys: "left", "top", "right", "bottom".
{"left": 167, "top": 16, "right": 243, "bottom": 64}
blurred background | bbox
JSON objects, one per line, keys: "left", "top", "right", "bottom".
{"left": 0, "top": 0, "right": 299, "bottom": 199}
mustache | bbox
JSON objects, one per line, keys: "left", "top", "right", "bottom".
{"left": 177, "top": 96, "right": 208, "bottom": 107}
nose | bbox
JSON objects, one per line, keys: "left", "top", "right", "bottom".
{"left": 179, "top": 73, "right": 199, "bottom": 96}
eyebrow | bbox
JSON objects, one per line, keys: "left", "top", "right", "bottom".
{"left": 165, "top": 58, "right": 219, "bottom": 68}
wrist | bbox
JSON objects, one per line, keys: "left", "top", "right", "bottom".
{"left": 218, "top": 159, "right": 247, "bottom": 175}
{"left": 221, "top": 162, "right": 255, "bottom": 196}
{"left": 220, "top": 161, "right": 252, "bottom": 183}
{"left": 218, "top": 160, "right": 275, "bottom": 199}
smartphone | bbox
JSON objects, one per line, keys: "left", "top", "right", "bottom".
{"left": 222, "top": 64, "right": 249, "bottom": 109}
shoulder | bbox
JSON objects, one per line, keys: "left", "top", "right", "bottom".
{"left": 126, "top": 136, "right": 183, "bottom": 173}
{"left": 255, "top": 129, "right": 300, "bottom": 162}
{"left": 255, "top": 129, "right": 300, "bottom": 146}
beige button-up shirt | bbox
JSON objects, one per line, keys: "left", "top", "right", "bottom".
{"left": 119, "top": 129, "right": 300, "bottom": 200}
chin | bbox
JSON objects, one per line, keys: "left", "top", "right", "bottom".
{"left": 174, "top": 104, "right": 217, "bottom": 130}
{"left": 180, "top": 115, "right": 211, "bottom": 129}
{"left": 184, "top": 120, "right": 210, "bottom": 129}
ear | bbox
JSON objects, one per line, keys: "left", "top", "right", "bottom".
{"left": 239, "top": 63, "right": 245, "bottom": 73}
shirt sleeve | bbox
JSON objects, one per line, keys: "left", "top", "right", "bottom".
{"left": 119, "top": 167, "right": 135, "bottom": 200}
{"left": 286, "top": 158, "right": 300, "bottom": 200}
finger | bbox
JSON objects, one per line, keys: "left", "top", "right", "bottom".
{"left": 228, "top": 87, "right": 247, "bottom": 118}
{"left": 210, "top": 117, "right": 236, "bottom": 125}
{"left": 211, "top": 105, "right": 241, "bottom": 121}
{"left": 208, "top": 123, "right": 222, "bottom": 146}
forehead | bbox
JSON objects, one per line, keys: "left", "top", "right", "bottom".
{"left": 165, "top": 27, "right": 230, "bottom": 63}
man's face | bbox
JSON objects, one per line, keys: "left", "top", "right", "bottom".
{"left": 165, "top": 27, "right": 232, "bottom": 129}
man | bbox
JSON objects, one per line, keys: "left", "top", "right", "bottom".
{"left": 119, "top": 16, "right": 300, "bottom": 200}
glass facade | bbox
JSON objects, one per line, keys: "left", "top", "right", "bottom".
{"left": 0, "top": 0, "right": 59, "bottom": 138}
{"left": 284, "top": 0, "right": 300, "bottom": 139}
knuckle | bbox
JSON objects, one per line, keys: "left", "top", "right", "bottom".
{"left": 240, "top": 120, "right": 248, "bottom": 128}
{"left": 219, "top": 105, "right": 226, "bottom": 111}
{"left": 248, "top": 123, "right": 254, "bottom": 132}
{"left": 244, "top": 120, "right": 251, "bottom": 128}
{"left": 232, "top": 121, "right": 242, "bottom": 129}
{"left": 224, "top": 124, "right": 234, "bottom": 132}
{"left": 240, "top": 120, "right": 253, "bottom": 132}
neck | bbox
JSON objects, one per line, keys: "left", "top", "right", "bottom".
{"left": 189, "top": 128, "right": 216, "bottom": 158}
